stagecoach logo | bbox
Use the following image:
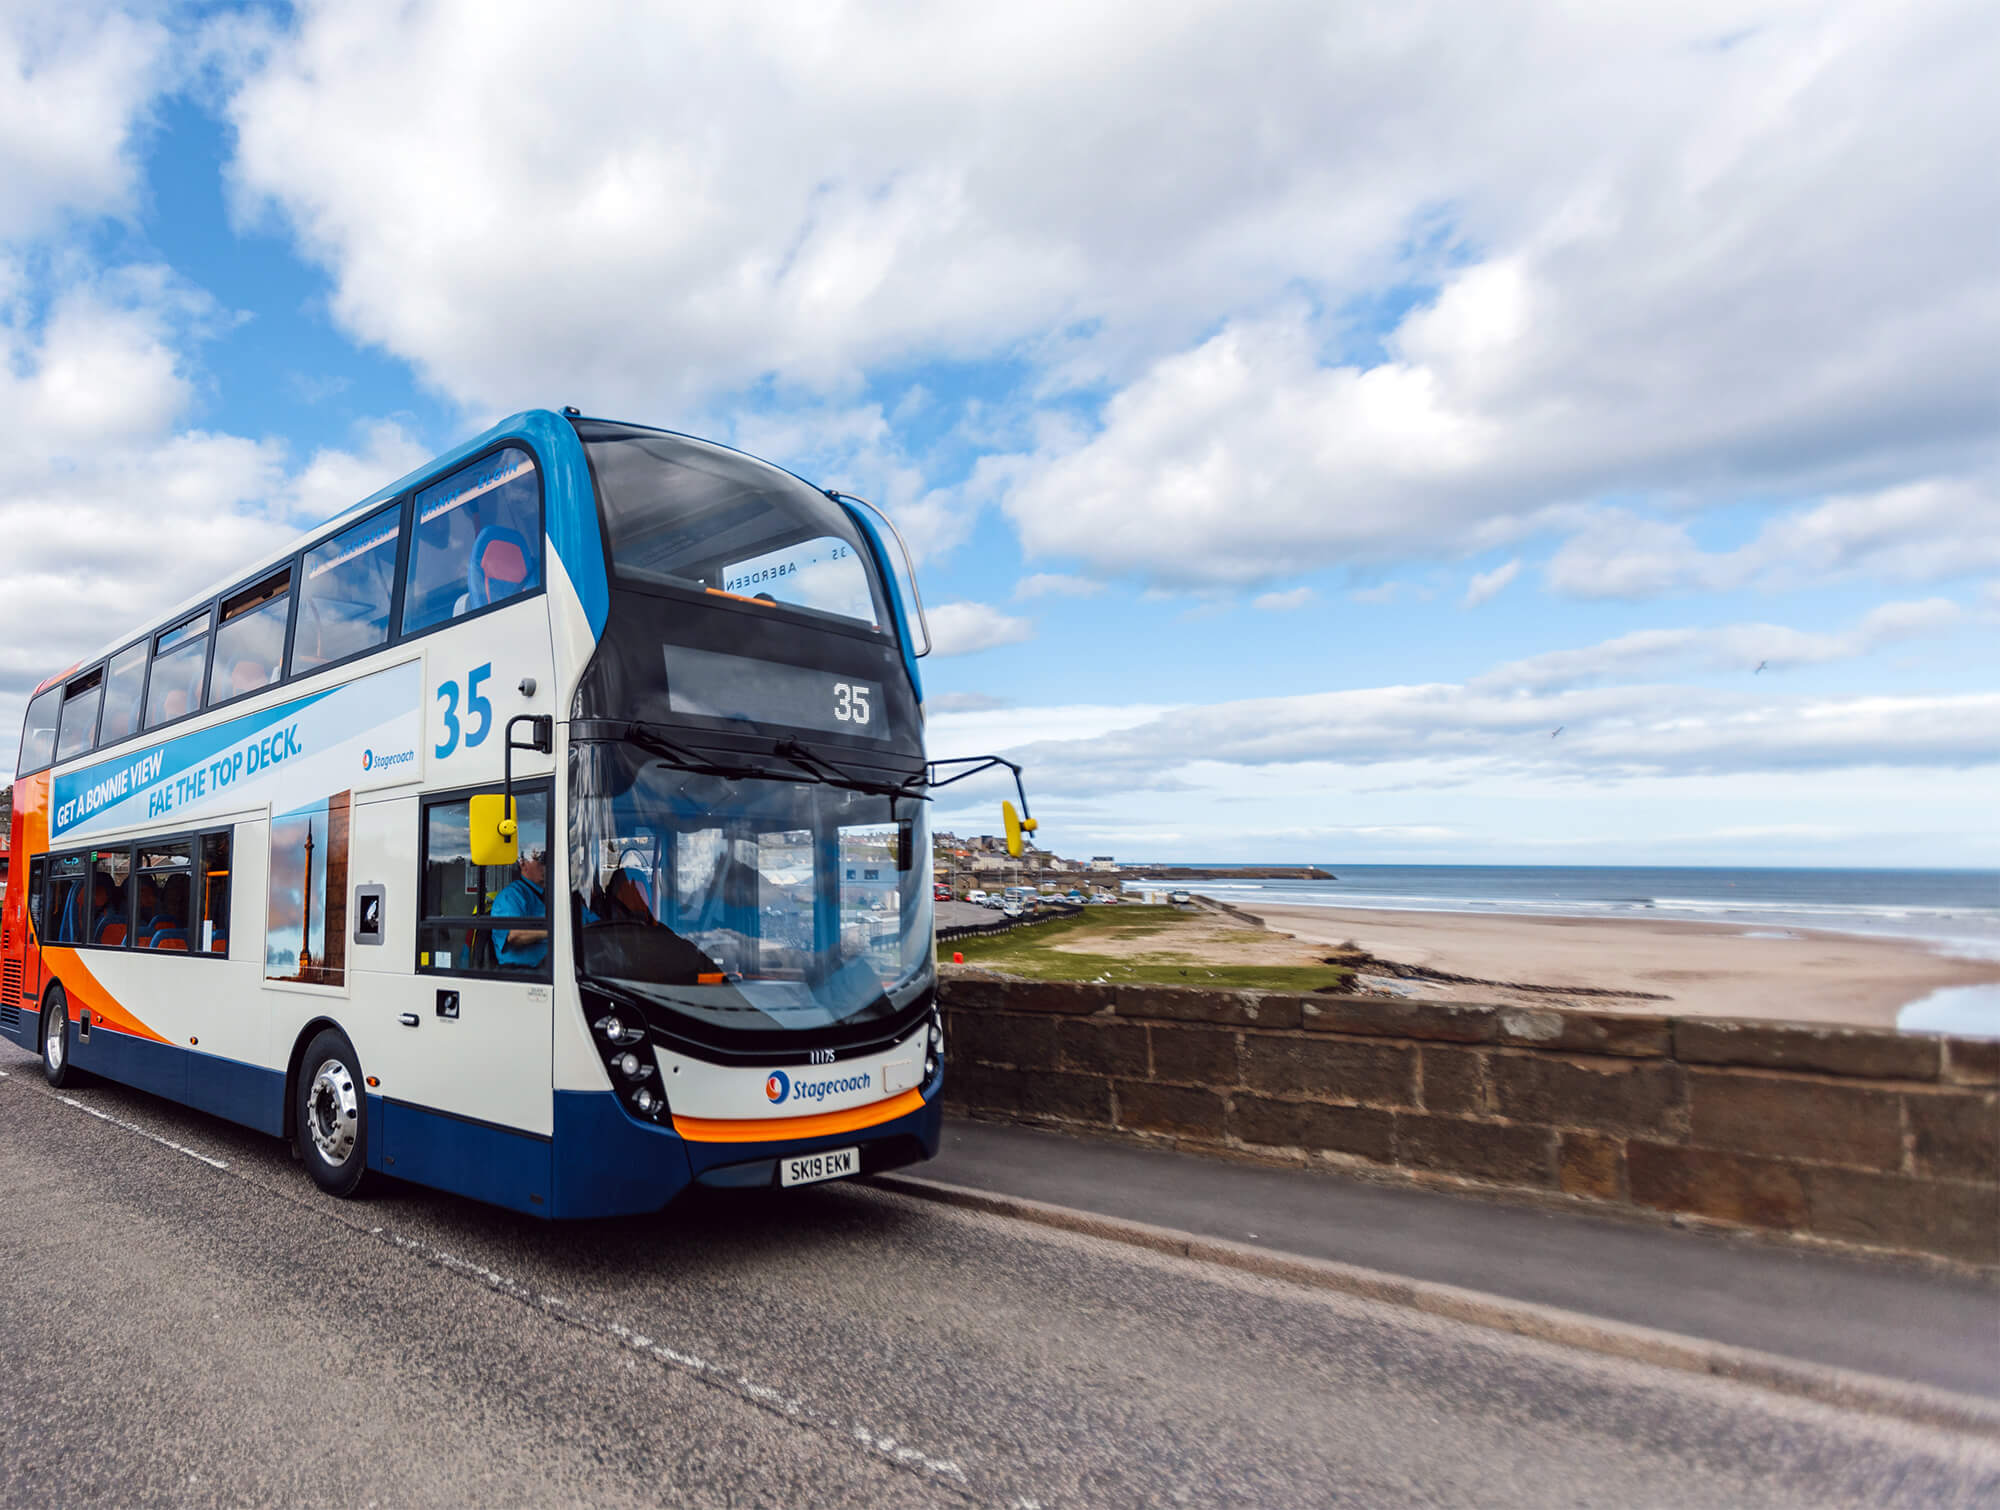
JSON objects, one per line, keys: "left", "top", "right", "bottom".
{"left": 362, "top": 746, "right": 416, "bottom": 772}
{"left": 765, "top": 1067, "right": 874, "bottom": 1107}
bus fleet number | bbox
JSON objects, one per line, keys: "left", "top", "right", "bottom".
{"left": 833, "top": 682, "right": 871, "bottom": 725}
{"left": 435, "top": 663, "right": 494, "bottom": 759}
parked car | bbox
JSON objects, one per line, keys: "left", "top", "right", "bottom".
{"left": 967, "top": 890, "right": 989, "bottom": 904}
{"left": 1168, "top": 889, "right": 1193, "bottom": 905}
{"left": 1001, "top": 901, "right": 1024, "bottom": 918}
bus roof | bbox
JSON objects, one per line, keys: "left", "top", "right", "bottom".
{"left": 30, "top": 408, "right": 925, "bottom": 706}
{"left": 37, "top": 408, "right": 597, "bottom": 695}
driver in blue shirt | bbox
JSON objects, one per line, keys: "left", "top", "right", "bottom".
{"left": 491, "top": 845, "right": 549, "bottom": 970}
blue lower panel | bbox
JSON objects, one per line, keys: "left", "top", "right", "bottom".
{"left": 185, "top": 1049, "right": 285, "bottom": 1137}
{"left": 3, "top": 1006, "right": 35, "bottom": 1052}
{"left": 551, "top": 1090, "right": 694, "bottom": 1219}
{"left": 72, "top": 1024, "right": 188, "bottom": 1104}
{"left": 380, "top": 1099, "right": 554, "bottom": 1217}
{"left": 62, "top": 1025, "right": 284, "bottom": 1138}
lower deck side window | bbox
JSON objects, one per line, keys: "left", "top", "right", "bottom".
{"left": 32, "top": 828, "right": 234, "bottom": 958}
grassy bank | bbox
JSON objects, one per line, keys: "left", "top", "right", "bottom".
{"left": 941, "top": 905, "right": 1355, "bottom": 993}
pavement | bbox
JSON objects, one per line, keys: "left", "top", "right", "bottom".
{"left": 919, "top": 1117, "right": 2000, "bottom": 1401}
{"left": 3, "top": 1041, "right": 1997, "bottom": 1507}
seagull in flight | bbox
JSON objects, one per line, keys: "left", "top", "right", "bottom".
{"left": 1551, "top": 726, "right": 1564, "bottom": 738}
{"left": 1754, "top": 660, "right": 1768, "bottom": 674}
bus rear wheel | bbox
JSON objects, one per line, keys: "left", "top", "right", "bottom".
{"left": 297, "top": 1029, "right": 373, "bottom": 1199}
{"left": 40, "top": 986, "right": 76, "bottom": 1089}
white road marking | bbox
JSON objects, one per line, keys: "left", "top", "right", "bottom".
{"left": 11, "top": 1068, "right": 1008, "bottom": 1505}
{"left": 57, "top": 1094, "right": 231, "bottom": 1170}
{"left": 378, "top": 1228, "right": 974, "bottom": 1491}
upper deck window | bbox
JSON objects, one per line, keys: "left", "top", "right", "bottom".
{"left": 209, "top": 568, "right": 291, "bottom": 705}
{"left": 293, "top": 505, "right": 399, "bottom": 673}
{"left": 578, "top": 423, "right": 887, "bottom": 633}
{"left": 402, "top": 446, "right": 542, "bottom": 634}
{"left": 145, "top": 609, "right": 211, "bottom": 731}
{"left": 98, "top": 642, "right": 148, "bottom": 747}
{"left": 54, "top": 669, "right": 103, "bottom": 764}
{"left": 17, "top": 686, "right": 60, "bottom": 774}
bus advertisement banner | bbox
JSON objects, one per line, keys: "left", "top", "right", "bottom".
{"left": 48, "top": 659, "right": 423, "bottom": 844}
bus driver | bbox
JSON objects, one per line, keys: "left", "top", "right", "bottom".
{"left": 491, "top": 845, "right": 549, "bottom": 971}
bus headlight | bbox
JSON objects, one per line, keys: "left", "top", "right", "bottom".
{"left": 613, "top": 1051, "right": 653, "bottom": 1081}
{"left": 594, "top": 1013, "right": 645, "bottom": 1046}
{"left": 633, "top": 1086, "right": 662, "bottom": 1116}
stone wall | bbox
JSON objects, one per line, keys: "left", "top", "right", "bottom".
{"left": 939, "top": 971, "right": 1999, "bottom": 1268}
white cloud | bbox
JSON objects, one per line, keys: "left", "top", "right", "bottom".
{"left": 1545, "top": 477, "right": 2000, "bottom": 599}
{"left": 1474, "top": 598, "right": 1963, "bottom": 692}
{"left": 1015, "top": 572, "right": 1106, "bottom": 600}
{"left": 1461, "top": 559, "right": 1520, "bottom": 608}
{"left": 223, "top": 4, "right": 2000, "bottom": 595}
{"left": 280, "top": 418, "right": 432, "bottom": 527}
{"left": 924, "top": 601, "right": 1035, "bottom": 657}
{"left": 0, "top": 266, "right": 442, "bottom": 766}
{"left": 1001, "top": 684, "right": 2000, "bottom": 797}
{"left": 0, "top": 6, "right": 167, "bottom": 238}
{"left": 1252, "top": 586, "right": 1314, "bottom": 613}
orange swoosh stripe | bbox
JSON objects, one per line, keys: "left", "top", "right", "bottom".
{"left": 672, "top": 1087, "right": 927, "bottom": 1144}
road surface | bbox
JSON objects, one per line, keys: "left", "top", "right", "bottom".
{"left": 1, "top": 1046, "right": 1993, "bottom": 1507}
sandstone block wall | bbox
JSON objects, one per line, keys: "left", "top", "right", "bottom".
{"left": 938, "top": 972, "right": 1999, "bottom": 1267}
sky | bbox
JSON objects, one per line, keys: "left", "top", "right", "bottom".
{"left": 2, "top": 0, "right": 1995, "bottom": 866}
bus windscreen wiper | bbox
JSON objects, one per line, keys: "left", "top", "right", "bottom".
{"left": 612, "top": 723, "right": 770, "bottom": 783}
{"left": 772, "top": 738, "right": 924, "bottom": 799}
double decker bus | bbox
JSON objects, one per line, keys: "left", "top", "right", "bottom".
{"left": 0, "top": 409, "right": 1029, "bottom": 1216}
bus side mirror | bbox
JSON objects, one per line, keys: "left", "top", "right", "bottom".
{"left": 469, "top": 793, "right": 519, "bottom": 867}
{"left": 1002, "top": 800, "right": 1037, "bottom": 857}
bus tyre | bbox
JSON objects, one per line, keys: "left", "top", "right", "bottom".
{"left": 298, "top": 1030, "right": 373, "bottom": 1199}
{"left": 40, "top": 986, "right": 76, "bottom": 1089}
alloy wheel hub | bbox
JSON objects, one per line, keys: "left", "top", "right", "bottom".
{"left": 307, "top": 1058, "right": 360, "bottom": 1166}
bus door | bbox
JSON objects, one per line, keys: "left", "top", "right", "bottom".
{"left": 14, "top": 856, "right": 48, "bottom": 1029}
{"left": 381, "top": 788, "right": 556, "bottom": 1211}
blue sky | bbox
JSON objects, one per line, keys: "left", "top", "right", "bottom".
{"left": 2, "top": 2, "right": 1996, "bottom": 865}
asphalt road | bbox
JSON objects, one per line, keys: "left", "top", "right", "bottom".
{"left": 2, "top": 1044, "right": 1995, "bottom": 1508}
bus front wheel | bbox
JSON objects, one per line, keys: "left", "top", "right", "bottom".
{"left": 40, "top": 987, "right": 76, "bottom": 1089}
{"left": 297, "top": 1029, "right": 373, "bottom": 1199}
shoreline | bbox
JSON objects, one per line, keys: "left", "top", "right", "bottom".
{"left": 1232, "top": 903, "right": 2000, "bottom": 1029}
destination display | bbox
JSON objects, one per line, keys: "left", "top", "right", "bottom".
{"left": 662, "top": 644, "right": 890, "bottom": 741}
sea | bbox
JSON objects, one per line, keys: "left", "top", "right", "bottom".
{"left": 1116, "top": 865, "right": 2000, "bottom": 1036}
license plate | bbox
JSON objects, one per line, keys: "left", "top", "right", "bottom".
{"left": 780, "top": 1146, "right": 859, "bottom": 1188}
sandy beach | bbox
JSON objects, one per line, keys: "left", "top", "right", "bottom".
{"left": 1236, "top": 904, "right": 2000, "bottom": 1028}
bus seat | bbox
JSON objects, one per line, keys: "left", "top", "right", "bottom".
{"left": 95, "top": 920, "right": 127, "bottom": 946}
{"left": 230, "top": 659, "right": 269, "bottom": 697}
{"left": 464, "top": 526, "right": 530, "bottom": 610}
{"left": 154, "top": 931, "right": 189, "bottom": 951}
{"left": 164, "top": 688, "right": 189, "bottom": 720}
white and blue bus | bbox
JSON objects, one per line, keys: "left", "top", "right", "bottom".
{"left": 1, "top": 409, "right": 1028, "bottom": 1216}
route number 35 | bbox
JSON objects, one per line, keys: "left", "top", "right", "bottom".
{"left": 436, "top": 662, "right": 494, "bottom": 758}
{"left": 833, "top": 682, "right": 871, "bottom": 725}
